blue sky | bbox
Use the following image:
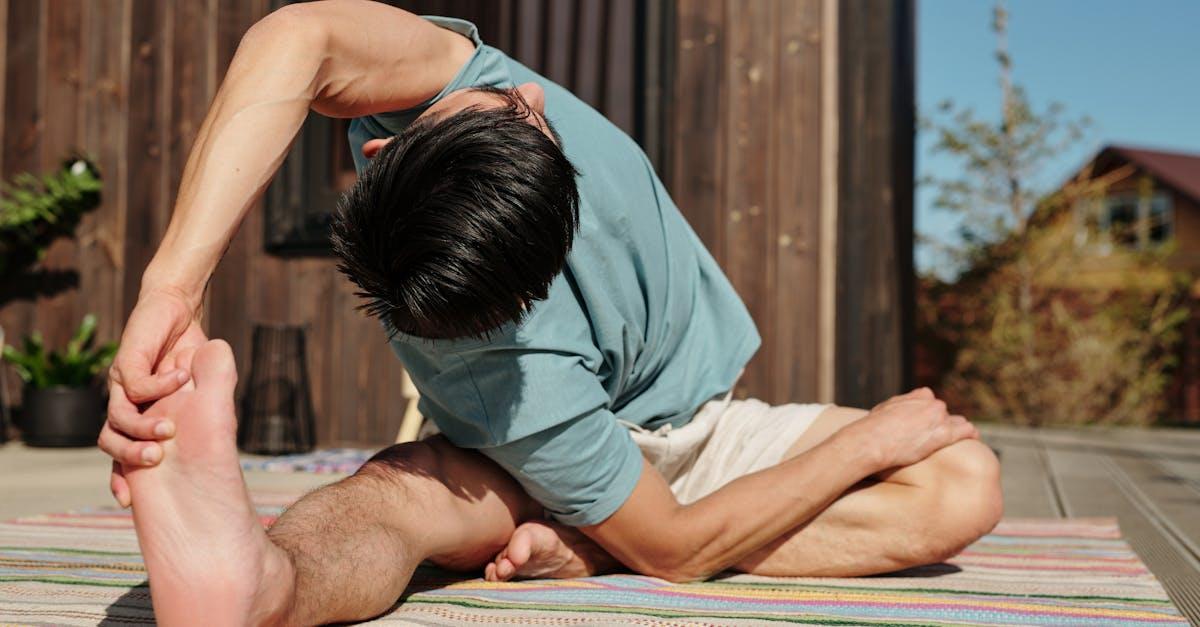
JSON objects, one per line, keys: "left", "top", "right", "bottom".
{"left": 916, "top": 0, "right": 1200, "bottom": 275}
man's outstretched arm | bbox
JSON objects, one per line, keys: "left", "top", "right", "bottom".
{"left": 143, "top": 0, "right": 471, "bottom": 302}
{"left": 581, "top": 389, "right": 979, "bottom": 582}
{"left": 102, "top": 0, "right": 473, "bottom": 501}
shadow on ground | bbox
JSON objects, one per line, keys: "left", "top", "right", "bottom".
{"left": 100, "top": 582, "right": 152, "bottom": 626}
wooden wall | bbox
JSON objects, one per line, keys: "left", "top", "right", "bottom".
{"left": 836, "top": 0, "right": 915, "bottom": 405}
{"left": 669, "top": 0, "right": 833, "bottom": 403}
{"left": 0, "top": 0, "right": 914, "bottom": 445}
{"left": 666, "top": 0, "right": 914, "bottom": 407}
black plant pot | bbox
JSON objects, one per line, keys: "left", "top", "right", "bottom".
{"left": 18, "top": 385, "right": 105, "bottom": 447}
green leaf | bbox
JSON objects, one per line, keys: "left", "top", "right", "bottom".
{"left": 23, "top": 332, "right": 44, "bottom": 363}
{"left": 1, "top": 314, "right": 116, "bottom": 389}
{"left": 67, "top": 313, "right": 97, "bottom": 357}
{"left": 2, "top": 344, "right": 34, "bottom": 384}
{"left": 0, "top": 157, "right": 103, "bottom": 281}
{"left": 89, "top": 342, "right": 118, "bottom": 376}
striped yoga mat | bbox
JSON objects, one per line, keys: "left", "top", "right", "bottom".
{"left": 240, "top": 448, "right": 375, "bottom": 474}
{"left": 0, "top": 494, "right": 1186, "bottom": 625}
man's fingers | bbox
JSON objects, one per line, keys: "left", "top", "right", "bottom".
{"left": 110, "top": 461, "right": 132, "bottom": 508}
{"left": 98, "top": 421, "right": 164, "bottom": 468}
{"left": 117, "top": 364, "right": 190, "bottom": 404}
{"left": 958, "top": 417, "right": 981, "bottom": 440}
{"left": 947, "top": 415, "right": 977, "bottom": 442}
{"left": 165, "top": 346, "right": 200, "bottom": 391}
{"left": 107, "top": 383, "right": 176, "bottom": 440}
{"left": 907, "top": 387, "right": 935, "bottom": 399}
{"left": 881, "top": 387, "right": 935, "bottom": 408}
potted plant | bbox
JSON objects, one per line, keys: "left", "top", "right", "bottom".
{"left": 2, "top": 314, "right": 116, "bottom": 446}
{"left": 0, "top": 157, "right": 102, "bottom": 441}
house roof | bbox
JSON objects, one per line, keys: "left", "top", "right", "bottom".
{"left": 1103, "top": 145, "right": 1200, "bottom": 205}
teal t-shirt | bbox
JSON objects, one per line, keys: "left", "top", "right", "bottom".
{"left": 347, "top": 17, "right": 760, "bottom": 526}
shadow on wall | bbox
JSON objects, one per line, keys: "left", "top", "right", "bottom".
{"left": 0, "top": 268, "right": 78, "bottom": 308}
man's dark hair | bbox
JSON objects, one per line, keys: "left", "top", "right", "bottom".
{"left": 331, "top": 88, "right": 580, "bottom": 340}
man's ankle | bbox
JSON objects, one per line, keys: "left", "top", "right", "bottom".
{"left": 249, "top": 543, "right": 299, "bottom": 627}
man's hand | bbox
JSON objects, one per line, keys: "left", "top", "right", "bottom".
{"left": 836, "top": 387, "right": 978, "bottom": 471}
{"left": 99, "top": 288, "right": 208, "bottom": 507}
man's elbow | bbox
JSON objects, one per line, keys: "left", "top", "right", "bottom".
{"left": 638, "top": 556, "right": 718, "bottom": 583}
{"left": 625, "top": 543, "right": 719, "bottom": 583}
{"left": 642, "top": 563, "right": 710, "bottom": 583}
{"left": 241, "top": 2, "right": 329, "bottom": 58}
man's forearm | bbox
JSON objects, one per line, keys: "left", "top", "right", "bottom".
{"left": 672, "top": 433, "right": 878, "bottom": 578}
{"left": 141, "top": 0, "right": 474, "bottom": 305}
{"left": 141, "top": 12, "right": 324, "bottom": 304}
{"left": 590, "top": 432, "right": 880, "bottom": 582}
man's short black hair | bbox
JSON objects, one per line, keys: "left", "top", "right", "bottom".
{"left": 331, "top": 88, "right": 580, "bottom": 340}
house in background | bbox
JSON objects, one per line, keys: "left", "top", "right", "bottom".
{"left": 915, "top": 144, "right": 1200, "bottom": 424}
{"left": 1069, "top": 145, "right": 1200, "bottom": 283}
{"left": 1067, "top": 145, "right": 1200, "bottom": 422}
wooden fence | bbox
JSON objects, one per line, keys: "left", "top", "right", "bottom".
{"left": 0, "top": 0, "right": 913, "bottom": 445}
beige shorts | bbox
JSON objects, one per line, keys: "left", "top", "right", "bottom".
{"left": 418, "top": 394, "right": 830, "bottom": 506}
{"left": 623, "top": 396, "right": 831, "bottom": 504}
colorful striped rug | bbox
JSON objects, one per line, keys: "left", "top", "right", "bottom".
{"left": 0, "top": 493, "right": 1186, "bottom": 625}
{"left": 239, "top": 448, "right": 375, "bottom": 474}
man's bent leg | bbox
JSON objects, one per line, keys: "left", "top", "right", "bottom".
{"left": 487, "top": 405, "right": 1001, "bottom": 582}
{"left": 733, "top": 406, "right": 1003, "bottom": 576}
{"left": 266, "top": 435, "right": 543, "bottom": 624}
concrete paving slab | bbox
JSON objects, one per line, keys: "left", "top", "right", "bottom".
{"left": 0, "top": 442, "right": 342, "bottom": 519}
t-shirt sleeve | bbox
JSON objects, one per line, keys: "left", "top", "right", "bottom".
{"left": 484, "top": 404, "right": 645, "bottom": 526}
{"left": 405, "top": 341, "right": 645, "bottom": 527}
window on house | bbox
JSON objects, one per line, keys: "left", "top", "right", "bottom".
{"left": 1100, "top": 192, "right": 1172, "bottom": 250}
{"left": 1147, "top": 195, "right": 1172, "bottom": 244}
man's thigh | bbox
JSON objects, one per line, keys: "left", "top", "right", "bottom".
{"left": 781, "top": 405, "right": 870, "bottom": 461}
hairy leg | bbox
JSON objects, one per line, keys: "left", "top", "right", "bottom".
{"left": 266, "top": 435, "right": 542, "bottom": 623}
{"left": 124, "top": 339, "right": 543, "bottom": 626}
{"left": 733, "top": 406, "right": 1003, "bottom": 576}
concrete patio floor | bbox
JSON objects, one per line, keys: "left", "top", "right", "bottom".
{"left": 0, "top": 441, "right": 342, "bottom": 519}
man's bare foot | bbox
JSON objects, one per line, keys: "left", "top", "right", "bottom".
{"left": 124, "top": 340, "right": 294, "bottom": 626}
{"left": 484, "top": 519, "right": 618, "bottom": 581}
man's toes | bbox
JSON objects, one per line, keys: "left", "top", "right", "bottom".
{"left": 506, "top": 529, "right": 534, "bottom": 568}
{"left": 190, "top": 340, "right": 238, "bottom": 392}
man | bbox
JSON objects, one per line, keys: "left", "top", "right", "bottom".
{"left": 100, "top": 1, "right": 1002, "bottom": 624}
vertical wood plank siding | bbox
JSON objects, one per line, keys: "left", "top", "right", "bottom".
{"left": 0, "top": 1, "right": 916, "bottom": 443}
{"left": 835, "top": 0, "right": 914, "bottom": 407}
{"left": 668, "top": 0, "right": 830, "bottom": 404}
{"left": 37, "top": 1, "right": 83, "bottom": 346}
{"left": 1, "top": 0, "right": 45, "bottom": 404}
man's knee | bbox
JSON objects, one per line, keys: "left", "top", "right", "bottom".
{"left": 936, "top": 439, "right": 1003, "bottom": 547}
{"left": 940, "top": 439, "right": 1002, "bottom": 508}
{"left": 266, "top": 441, "right": 447, "bottom": 553}
{"left": 907, "top": 439, "right": 1003, "bottom": 562}
{"left": 356, "top": 438, "right": 446, "bottom": 487}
